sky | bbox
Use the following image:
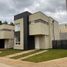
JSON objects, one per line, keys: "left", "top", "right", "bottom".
{"left": 0, "top": 0, "right": 66, "bottom": 24}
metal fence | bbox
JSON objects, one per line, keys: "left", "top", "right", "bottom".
{"left": 52, "top": 40, "right": 67, "bottom": 49}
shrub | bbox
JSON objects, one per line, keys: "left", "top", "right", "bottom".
{"left": 3, "top": 21, "right": 8, "bottom": 24}
{"left": 10, "top": 22, "right": 14, "bottom": 26}
{"left": 0, "top": 21, "right": 2, "bottom": 25}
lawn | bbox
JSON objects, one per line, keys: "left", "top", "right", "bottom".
{"left": 0, "top": 49, "right": 22, "bottom": 57}
{"left": 23, "top": 49, "right": 67, "bottom": 62}
{"left": 11, "top": 50, "right": 43, "bottom": 59}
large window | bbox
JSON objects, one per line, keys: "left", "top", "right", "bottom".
{"left": 15, "top": 31, "right": 20, "bottom": 44}
{"left": 15, "top": 24, "right": 20, "bottom": 31}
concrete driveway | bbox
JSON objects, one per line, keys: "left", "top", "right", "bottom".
{"left": 0, "top": 57, "right": 67, "bottom": 67}
{"left": 0, "top": 63, "right": 12, "bottom": 67}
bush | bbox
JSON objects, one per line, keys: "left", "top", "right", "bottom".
{"left": 3, "top": 21, "right": 8, "bottom": 24}
{"left": 10, "top": 22, "right": 14, "bottom": 26}
{"left": 0, "top": 21, "right": 2, "bottom": 25}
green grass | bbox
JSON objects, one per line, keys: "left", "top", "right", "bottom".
{"left": 0, "top": 49, "right": 22, "bottom": 57}
{"left": 23, "top": 49, "right": 67, "bottom": 62}
{"left": 11, "top": 50, "right": 43, "bottom": 59}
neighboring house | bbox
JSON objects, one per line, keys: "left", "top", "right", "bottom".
{"left": 60, "top": 24, "right": 67, "bottom": 40}
{"left": 14, "top": 11, "right": 60, "bottom": 50}
{"left": 0, "top": 24, "right": 14, "bottom": 48}
{"left": 52, "top": 24, "right": 67, "bottom": 49}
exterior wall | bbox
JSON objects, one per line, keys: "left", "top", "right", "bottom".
{"left": 29, "top": 12, "right": 49, "bottom": 35}
{"left": 5, "top": 39, "right": 14, "bottom": 48}
{"left": 35, "top": 35, "right": 50, "bottom": 49}
{"left": 14, "top": 18, "right": 24, "bottom": 50}
{"left": 14, "top": 11, "right": 60, "bottom": 50}
{"left": 49, "top": 17, "right": 60, "bottom": 40}
{"left": 29, "top": 12, "right": 50, "bottom": 49}
{"left": 0, "top": 24, "right": 14, "bottom": 49}
{"left": 29, "top": 11, "right": 48, "bottom": 22}
{"left": 60, "top": 24, "right": 67, "bottom": 33}
{"left": 35, "top": 36, "right": 40, "bottom": 49}
{"left": 0, "top": 31, "right": 14, "bottom": 39}
{"left": 39, "top": 36, "right": 50, "bottom": 49}
{"left": 48, "top": 17, "right": 60, "bottom": 48}
{"left": 0, "top": 24, "right": 14, "bottom": 30}
{"left": 29, "top": 22, "right": 49, "bottom": 35}
{"left": 53, "top": 21, "right": 60, "bottom": 40}
{"left": 60, "top": 24, "right": 67, "bottom": 40}
{"left": 60, "top": 33, "right": 67, "bottom": 40}
{"left": 14, "top": 11, "right": 32, "bottom": 50}
{"left": 0, "top": 24, "right": 14, "bottom": 39}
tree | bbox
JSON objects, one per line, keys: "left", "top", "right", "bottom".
{"left": 10, "top": 22, "right": 14, "bottom": 26}
{"left": 0, "top": 21, "right": 2, "bottom": 25}
{"left": 3, "top": 21, "right": 8, "bottom": 24}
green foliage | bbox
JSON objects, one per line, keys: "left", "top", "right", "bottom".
{"left": 0, "top": 21, "right": 2, "bottom": 25}
{"left": 11, "top": 50, "right": 42, "bottom": 59}
{"left": 23, "top": 49, "right": 67, "bottom": 62}
{"left": 0, "top": 49, "right": 22, "bottom": 57}
{"left": 10, "top": 22, "right": 14, "bottom": 26}
{"left": 3, "top": 21, "right": 8, "bottom": 24}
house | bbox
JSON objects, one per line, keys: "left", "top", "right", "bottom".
{"left": 0, "top": 24, "right": 14, "bottom": 48}
{"left": 14, "top": 11, "right": 60, "bottom": 50}
{"left": 52, "top": 24, "right": 67, "bottom": 49}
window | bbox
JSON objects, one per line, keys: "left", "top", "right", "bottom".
{"left": 15, "top": 31, "right": 20, "bottom": 44}
{"left": 15, "top": 24, "right": 20, "bottom": 31}
{"left": 0, "top": 29, "right": 12, "bottom": 31}
{"left": 34, "top": 19, "right": 48, "bottom": 24}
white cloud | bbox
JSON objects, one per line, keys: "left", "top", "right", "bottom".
{"left": 0, "top": 0, "right": 66, "bottom": 23}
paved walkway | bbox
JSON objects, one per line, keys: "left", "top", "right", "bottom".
{"left": 18, "top": 50, "right": 48, "bottom": 60}
{"left": 0, "top": 63, "right": 12, "bottom": 67}
{"left": 0, "top": 57, "right": 67, "bottom": 67}
{"left": 5, "top": 50, "right": 35, "bottom": 58}
{"left": 0, "top": 57, "right": 35, "bottom": 67}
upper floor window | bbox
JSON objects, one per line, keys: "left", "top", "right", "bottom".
{"left": 34, "top": 19, "right": 48, "bottom": 24}
{"left": 0, "top": 29, "right": 13, "bottom": 31}
{"left": 15, "top": 24, "right": 20, "bottom": 31}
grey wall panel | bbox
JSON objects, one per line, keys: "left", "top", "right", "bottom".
{"left": 60, "top": 33, "right": 67, "bottom": 40}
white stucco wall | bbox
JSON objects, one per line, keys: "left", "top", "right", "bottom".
{"left": 14, "top": 18, "right": 24, "bottom": 50}
{"left": 5, "top": 39, "right": 14, "bottom": 49}
{"left": 35, "top": 36, "right": 40, "bottom": 49}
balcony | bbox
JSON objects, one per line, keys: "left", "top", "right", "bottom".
{"left": 29, "top": 22, "right": 49, "bottom": 35}
{"left": 0, "top": 24, "right": 14, "bottom": 39}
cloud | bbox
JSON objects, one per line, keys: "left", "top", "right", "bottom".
{"left": 0, "top": 0, "right": 66, "bottom": 23}
{"left": 45, "top": 11, "right": 67, "bottom": 23}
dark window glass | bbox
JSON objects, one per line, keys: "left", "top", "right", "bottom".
{"left": 15, "top": 31, "right": 20, "bottom": 44}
